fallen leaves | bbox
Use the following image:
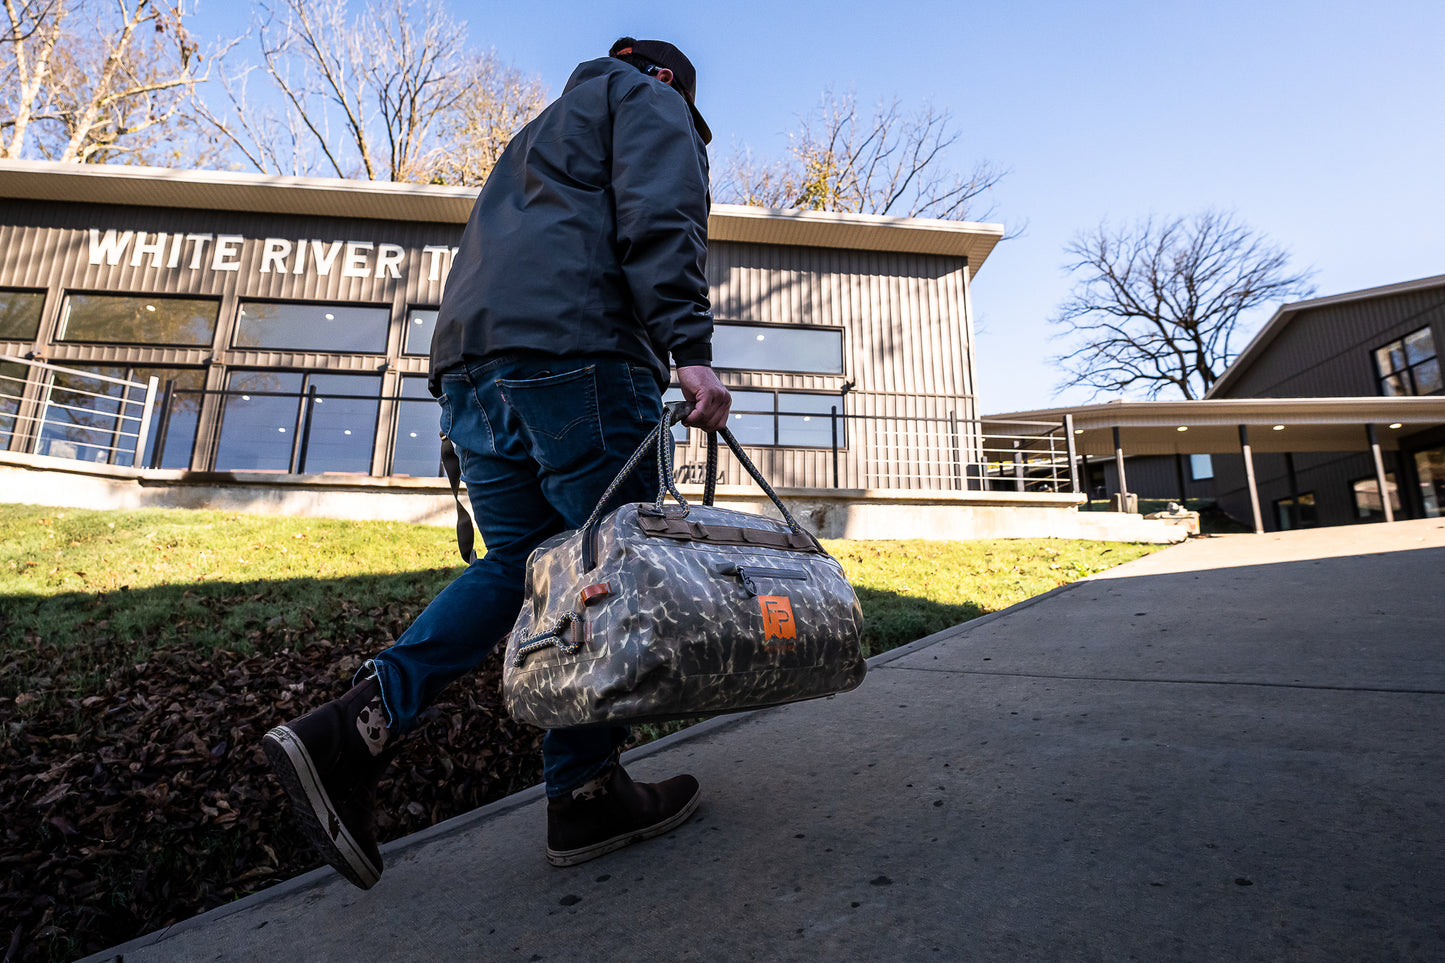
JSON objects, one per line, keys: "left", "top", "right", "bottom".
{"left": 0, "top": 636, "right": 545, "bottom": 963}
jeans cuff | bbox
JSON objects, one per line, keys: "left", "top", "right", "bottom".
{"left": 357, "top": 658, "right": 404, "bottom": 734}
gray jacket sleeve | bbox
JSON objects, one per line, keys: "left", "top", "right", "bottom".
{"left": 610, "top": 77, "right": 714, "bottom": 369}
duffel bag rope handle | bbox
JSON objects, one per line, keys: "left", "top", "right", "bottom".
{"left": 580, "top": 401, "right": 810, "bottom": 569}
{"left": 513, "top": 612, "right": 580, "bottom": 666}
{"left": 700, "top": 427, "right": 807, "bottom": 534}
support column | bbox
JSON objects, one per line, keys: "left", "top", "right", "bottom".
{"left": 1284, "top": 452, "right": 1301, "bottom": 528}
{"left": 1366, "top": 423, "right": 1395, "bottom": 523}
{"left": 1174, "top": 452, "right": 1188, "bottom": 505}
{"left": 1239, "top": 424, "right": 1264, "bottom": 534}
{"left": 1113, "top": 426, "right": 1128, "bottom": 495}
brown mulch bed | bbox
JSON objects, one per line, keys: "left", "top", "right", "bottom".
{"left": 0, "top": 622, "right": 548, "bottom": 963}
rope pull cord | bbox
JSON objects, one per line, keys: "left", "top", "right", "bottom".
{"left": 512, "top": 612, "right": 581, "bottom": 667}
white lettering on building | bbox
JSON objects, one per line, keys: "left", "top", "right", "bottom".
{"left": 260, "top": 238, "right": 292, "bottom": 274}
{"left": 83, "top": 229, "right": 437, "bottom": 286}
{"left": 212, "top": 235, "right": 244, "bottom": 271}
{"left": 88, "top": 229, "right": 134, "bottom": 266}
{"left": 375, "top": 243, "right": 404, "bottom": 279}
{"left": 342, "top": 241, "right": 374, "bottom": 278}
{"left": 310, "top": 239, "right": 343, "bottom": 275}
{"left": 186, "top": 234, "right": 213, "bottom": 270}
{"left": 130, "top": 231, "right": 167, "bottom": 268}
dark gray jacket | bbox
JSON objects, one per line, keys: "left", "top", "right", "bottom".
{"left": 429, "top": 56, "right": 713, "bottom": 393}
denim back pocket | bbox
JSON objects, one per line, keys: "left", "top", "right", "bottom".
{"left": 497, "top": 365, "right": 604, "bottom": 472}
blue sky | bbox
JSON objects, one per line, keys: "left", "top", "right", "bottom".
{"left": 191, "top": 0, "right": 1445, "bottom": 414}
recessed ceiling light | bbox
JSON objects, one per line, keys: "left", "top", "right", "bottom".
{"left": 755, "top": 334, "right": 765, "bottom": 341}
{"left": 278, "top": 427, "right": 287, "bottom": 433}
{"left": 1272, "top": 425, "right": 1285, "bottom": 431}
{"left": 344, "top": 429, "right": 352, "bottom": 435}
{"left": 1389, "top": 423, "right": 1403, "bottom": 429}
{"left": 1176, "top": 426, "right": 1188, "bottom": 432}
{"left": 1073, "top": 429, "right": 1083, "bottom": 434}
{"left": 324, "top": 313, "right": 335, "bottom": 320}
{"left": 144, "top": 304, "right": 156, "bottom": 312}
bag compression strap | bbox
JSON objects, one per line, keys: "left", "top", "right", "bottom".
{"left": 440, "top": 433, "right": 477, "bottom": 563}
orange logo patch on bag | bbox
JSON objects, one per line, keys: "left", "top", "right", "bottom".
{"left": 759, "top": 595, "right": 797, "bottom": 641}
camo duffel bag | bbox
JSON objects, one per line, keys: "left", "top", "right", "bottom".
{"left": 501, "top": 403, "right": 866, "bottom": 729}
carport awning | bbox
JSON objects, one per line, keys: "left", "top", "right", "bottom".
{"left": 982, "top": 397, "right": 1445, "bottom": 457}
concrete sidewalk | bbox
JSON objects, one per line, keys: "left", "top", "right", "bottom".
{"left": 89, "top": 518, "right": 1445, "bottom": 962}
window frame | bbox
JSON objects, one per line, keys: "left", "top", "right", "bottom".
{"left": 56, "top": 291, "right": 221, "bottom": 348}
{"left": 1373, "top": 325, "right": 1441, "bottom": 397}
{"left": 232, "top": 298, "right": 393, "bottom": 355}
{"left": 403, "top": 305, "right": 440, "bottom": 357}
{"left": 1272, "top": 491, "right": 1317, "bottom": 531}
{"left": 387, "top": 374, "right": 442, "bottom": 477}
{"left": 1350, "top": 472, "right": 1401, "bottom": 520}
{"left": 709, "top": 387, "right": 849, "bottom": 450}
{"left": 211, "top": 368, "right": 384, "bottom": 474}
{"left": 0, "top": 287, "right": 47, "bottom": 343}
{"left": 710, "top": 320, "right": 846, "bottom": 375}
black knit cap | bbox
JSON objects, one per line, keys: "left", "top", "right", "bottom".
{"left": 610, "top": 37, "right": 712, "bottom": 144}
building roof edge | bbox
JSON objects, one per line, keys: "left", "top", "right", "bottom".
{"left": 0, "top": 159, "right": 1004, "bottom": 272}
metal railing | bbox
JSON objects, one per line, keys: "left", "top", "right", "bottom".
{"left": 1, "top": 355, "right": 159, "bottom": 468}
{"left": 3, "top": 365, "right": 1084, "bottom": 495}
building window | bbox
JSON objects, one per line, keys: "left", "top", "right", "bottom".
{"left": 404, "top": 308, "right": 438, "bottom": 356}
{"left": 1416, "top": 448, "right": 1444, "bottom": 518}
{"left": 1374, "top": 327, "right": 1441, "bottom": 396}
{"left": 234, "top": 302, "right": 390, "bottom": 354}
{"left": 214, "top": 370, "right": 380, "bottom": 473}
{"left": 0, "top": 358, "right": 26, "bottom": 450}
{"left": 142, "top": 368, "right": 208, "bottom": 469}
{"left": 1352, "top": 473, "right": 1400, "bottom": 520}
{"left": 1189, "top": 454, "right": 1214, "bottom": 480}
{"left": 713, "top": 323, "right": 844, "bottom": 374}
{"left": 724, "top": 389, "right": 847, "bottom": 448}
{"left": 1273, "top": 492, "right": 1317, "bottom": 531}
{"left": 35, "top": 365, "right": 195, "bottom": 466}
{"left": 390, "top": 376, "right": 441, "bottom": 476}
{"left": 58, "top": 293, "right": 218, "bottom": 347}
{"left": 0, "top": 289, "right": 45, "bottom": 341}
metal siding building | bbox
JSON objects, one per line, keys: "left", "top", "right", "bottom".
{"left": 0, "top": 161, "right": 1002, "bottom": 492}
{"left": 1051, "top": 276, "right": 1445, "bottom": 530}
{"left": 1205, "top": 276, "right": 1445, "bottom": 527}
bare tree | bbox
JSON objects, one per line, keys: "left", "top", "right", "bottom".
{"left": 427, "top": 49, "right": 546, "bottom": 186}
{"left": 2, "top": 0, "right": 207, "bottom": 163}
{"left": 196, "top": 0, "right": 544, "bottom": 184}
{"left": 1050, "top": 210, "right": 1317, "bottom": 401}
{"left": 715, "top": 87, "right": 1008, "bottom": 222}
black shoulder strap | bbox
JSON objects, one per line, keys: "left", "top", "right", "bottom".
{"left": 440, "top": 433, "right": 477, "bottom": 563}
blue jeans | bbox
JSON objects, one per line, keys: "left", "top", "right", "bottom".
{"left": 369, "top": 356, "right": 665, "bottom": 798}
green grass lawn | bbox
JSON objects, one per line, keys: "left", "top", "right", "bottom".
{"left": 0, "top": 503, "right": 1164, "bottom": 962}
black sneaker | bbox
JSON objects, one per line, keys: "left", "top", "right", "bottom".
{"left": 546, "top": 763, "right": 701, "bottom": 867}
{"left": 263, "top": 675, "right": 398, "bottom": 889}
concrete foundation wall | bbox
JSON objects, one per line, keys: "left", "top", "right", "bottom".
{"left": 0, "top": 453, "right": 1185, "bottom": 544}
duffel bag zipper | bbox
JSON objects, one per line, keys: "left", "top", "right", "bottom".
{"left": 720, "top": 564, "right": 810, "bottom": 597}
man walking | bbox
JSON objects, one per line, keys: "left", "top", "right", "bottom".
{"left": 263, "top": 37, "right": 730, "bottom": 890}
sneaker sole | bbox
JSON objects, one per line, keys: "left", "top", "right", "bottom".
{"left": 263, "top": 725, "right": 382, "bottom": 890}
{"left": 545, "top": 785, "right": 702, "bottom": 868}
